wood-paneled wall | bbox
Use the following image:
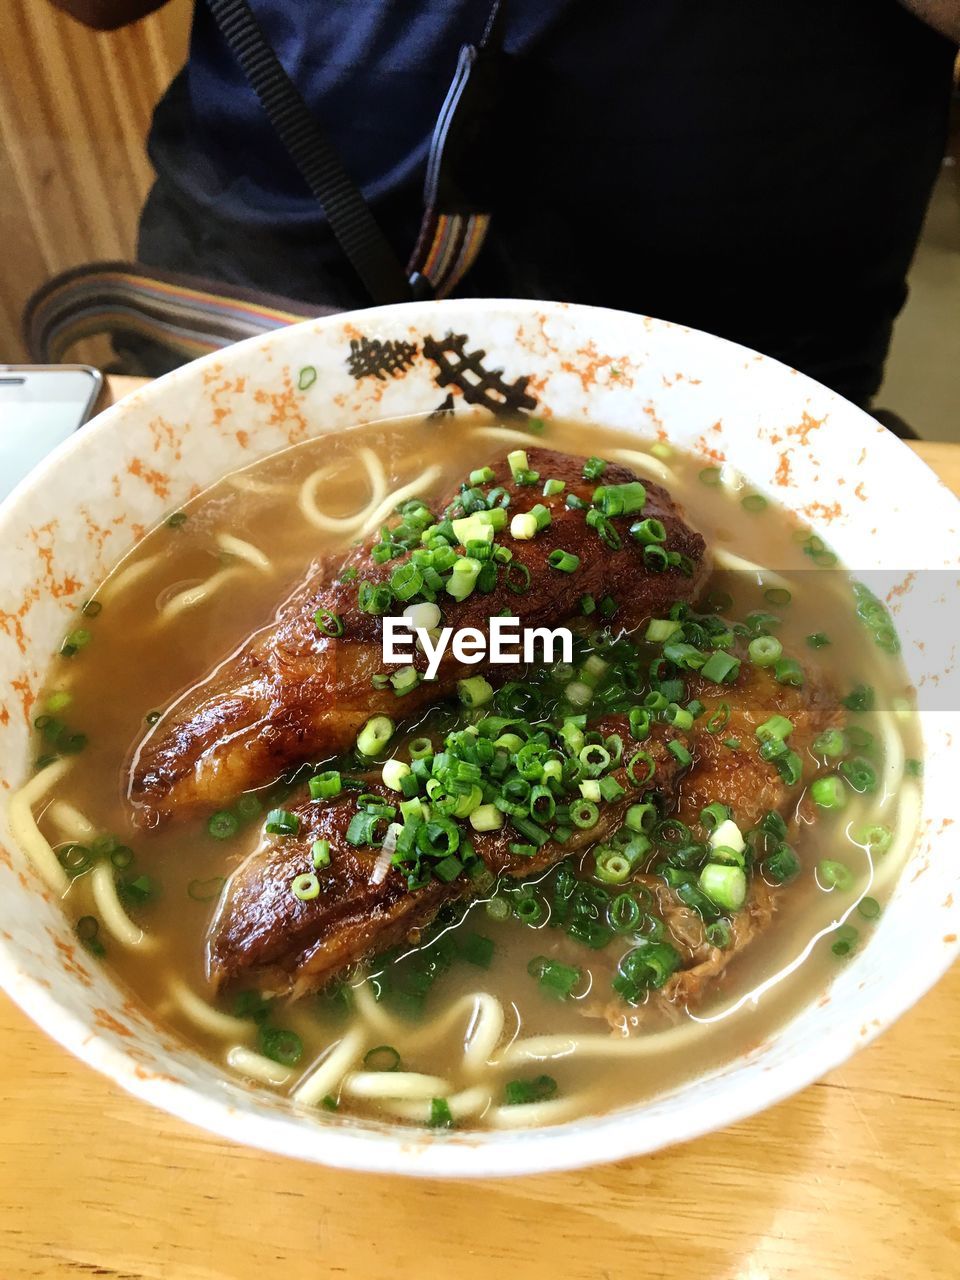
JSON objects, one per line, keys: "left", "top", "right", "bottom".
{"left": 0, "top": 0, "right": 191, "bottom": 362}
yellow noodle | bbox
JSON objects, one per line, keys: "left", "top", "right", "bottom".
{"left": 215, "top": 532, "right": 273, "bottom": 574}
{"left": 357, "top": 465, "right": 444, "bottom": 538}
{"left": 226, "top": 472, "right": 296, "bottom": 497}
{"left": 609, "top": 448, "right": 675, "bottom": 486}
{"left": 350, "top": 976, "right": 404, "bottom": 1037}
{"left": 298, "top": 447, "right": 388, "bottom": 533}
{"left": 865, "top": 783, "right": 921, "bottom": 899}
{"left": 711, "top": 546, "right": 792, "bottom": 591}
{"left": 46, "top": 800, "right": 96, "bottom": 842}
{"left": 292, "top": 1027, "right": 367, "bottom": 1107}
{"left": 91, "top": 861, "right": 154, "bottom": 950}
{"left": 379, "top": 1085, "right": 492, "bottom": 1124}
{"left": 168, "top": 978, "right": 254, "bottom": 1040}
{"left": 486, "top": 1094, "right": 594, "bottom": 1129}
{"left": 227, "top": 1045, "right": 293, "bottom": 1086}
{"left": 398, "top": 993, "right": 505, "bottom": 1074}
{"left": 873, "top": 708, "right": 905, "bottom": 816}
{"left": 156, "top": 566, "right": 244, "bottom": 623}
{"left": 6, "top": 759, "right": 71, "bottom": 894}
{"left": 493, "top": 1014, "right": 713, "bottom": 1068}
{"left": 342, "top": 1071, "right": 453, "bottom": 1100}
{"left": 474, "top": 425, "right": 545, "bottom": 451}
{"left": 98, "top": 552, "right": 164, "bottom": 604}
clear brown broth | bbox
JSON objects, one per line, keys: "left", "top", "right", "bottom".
{"left": 29, "top": 416, "right": 920, "bottom": 1127}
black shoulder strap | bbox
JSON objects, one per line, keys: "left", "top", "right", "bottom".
{"left": 205, "top": 0, "right": 412, "bottom": 306}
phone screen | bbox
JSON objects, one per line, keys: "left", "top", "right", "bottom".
{"left": 0, "top": 368, "right": 102, "bottom": 502}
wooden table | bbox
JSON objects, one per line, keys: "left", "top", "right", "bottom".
{"left": 1, "top": 433, "right": 957, "bottom": 1280}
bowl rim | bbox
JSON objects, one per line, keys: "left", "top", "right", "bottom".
{"left": 1, "top": 296, "right": 958, "bottom": 1177}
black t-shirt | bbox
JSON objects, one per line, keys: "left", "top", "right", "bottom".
{"left": 145, "top": 0, "right": 957, "bottom": 404}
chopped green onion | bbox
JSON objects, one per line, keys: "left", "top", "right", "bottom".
{"left": 59, "top": 628, "right": 91, "bottom": 657}
{"left": 699, "top": 466, "right": 722, "bottom": 486}
{"left": 570, "top": 799, "right": 599, "bottom": 829}
{"left": 841, "top": 683, "right": 874, "bottom": 712}
{"left": 453, "top": 933, "right": 493, "bottom": 970}
{"left": 626, "top": 750, "right": 655, "bottom": 785}
{"left": 668, "top": 740, "right": 692, "bottom": 766}
{"left": 839, "top": 756, "right": 878, "bottom": 794}
{"left": 507, "top": 449, "right": 529, "bottom": 479}
{"left": 582, "top": 456, "right": 607, "bottom": 481}
{"left": 469, "top": 803, "right": 503, "bottom": 833}
{"left": 76, "top": 915, "right": 104, "bottom": 956}
{"left": 458, "top": 676, "right": 494, "bottom": 708}
{"left": 810, "top": 775, "right": 846, "bottom": 810}
{"left": 748, "top": 635, "right": 782, "bottom": 666}
{"left": 309, "top": 770, "right": 342, "bottom": 800}
{"left": 382, "top": 759, "right": 411, "bottom": 791}
{"left": 314, "top": 609, "right": 344, "bottom": 638}
{"left": 57, "top": 843, "right": 93, "bottom": 876}
{"left": 774, "top": 657, "right": 804, "bottom": 687}
{"left": 857, "top": 896, "right": 881, "bottom": 920}
{"left": 505, "top": 562, "right": 532, "bottom": 594}
{"left": 505, "top": 1074, "right": 558, "bottom": 1105}
{"left": 755, "top": 715, "right": 793, "bottom": 743}
{"left": 625, "top": 802, "right": 656, "bottom": 833}
{"left": 706, "top": 919, "right": 732, "bottom": 947}
{"left": 446, "top": 556, "right": 482, "bottom": 600}
{"left": 854, "top": 823, "right": 893, "bottom": 856}
{"left": 741, "top": 494, "right": 767, "bottom": 513}
{"left": 593, "top": 481, "right": 647, "bottom": 517}
{"left": 698, "top": 863, "right": 747, "bottom": 912}
{"left": 548, "top": 549, "right": 580, "bottom": 573}
{"left": 298, "top": 365, "right": 317, "bottom": 390}
{"left": 594, "top": 849, "right": 632, "bottom": 884}
{"left": 818, "top": 859, "right": 853, "bottom": 891}
{"left": 528, "top": 955, "right": 582, "bottom": 999}
{"left": 364, "top": 1044, "right": 401, "bottom": 1071}
{"left": 764, "top": 587, "right": 791, "bottom": 606}
{"left": 630, "top": 517, "right": 667, "bottom": 545}
{"left": 207, "top": 811, "right": 239, "bottom": 840}
{"left": 543, "top": 478, "right": 565, "bottom": 497}
{"left": 357, "top": 715, "right": 394, "bottom": 757}
{"left": 806, "top": 632, "right": 831, "bottom": 649}
{"left": 291, "top": 872, "right": 320, "bottom": 901}
{"left": 700, "top": 802, "right": 732, "bottom": 833}
{"left": 470, "top": 466, "right": 495, "bottom": 485}
{"left": 258, "top": 1026, "right": 303, "bottom": 1066}
{"left": 187, "top": 875, "right": 225, "bottom": 902}
{"left": 775, "top": 750, "right": 803, "bottom": 786}
{"left": 265, "top": 808, "right": 300, "bottom": 836}
{"left": 312, "top": 839, "right": 331, "bottom": 868}
{"left": 607, "top": 892, "right": 643, "bottom": 932}
{"left": 831, "top": 923, "right": 859, "bottom": 958}
{"left": 699, "top": 651, "right": 740, "bottom": 684}
{"left": 236, "top": 794, "right": 262, "bottom": 820}
{"left": 429, "top": 1097, "right": 454, "bottom": 1128}
{"left": 763, "top": 842, "right": 800, "bottom": 884}
{"left": 812, "top": 727, "right": 846, "bottom": 758}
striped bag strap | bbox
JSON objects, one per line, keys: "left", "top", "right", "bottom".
{"left": 23, "top": 262, "right": 322, "bottom": 365}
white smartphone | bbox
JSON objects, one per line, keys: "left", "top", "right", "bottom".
{"left": 0, "top": 365, "right": 104, "bottom": 502}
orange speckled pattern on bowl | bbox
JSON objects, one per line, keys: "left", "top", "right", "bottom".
{"left": 0, "top": 300, "right": 958, "bottom": 1177}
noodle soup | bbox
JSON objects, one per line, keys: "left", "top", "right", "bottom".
{"left": 11, "top": 416, "right": 920, "bottom": 1130}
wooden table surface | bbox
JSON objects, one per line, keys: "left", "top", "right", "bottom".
{"left": 2, "top": 422, "right": 958, "bottom": 1280}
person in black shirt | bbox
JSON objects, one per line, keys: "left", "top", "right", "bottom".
{"left": 53, "top": 1, "right": 959, "bottom": 408}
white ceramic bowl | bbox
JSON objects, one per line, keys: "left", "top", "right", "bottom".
{"left": 1, "top": 300, "right": 958, "bottom": 1177}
